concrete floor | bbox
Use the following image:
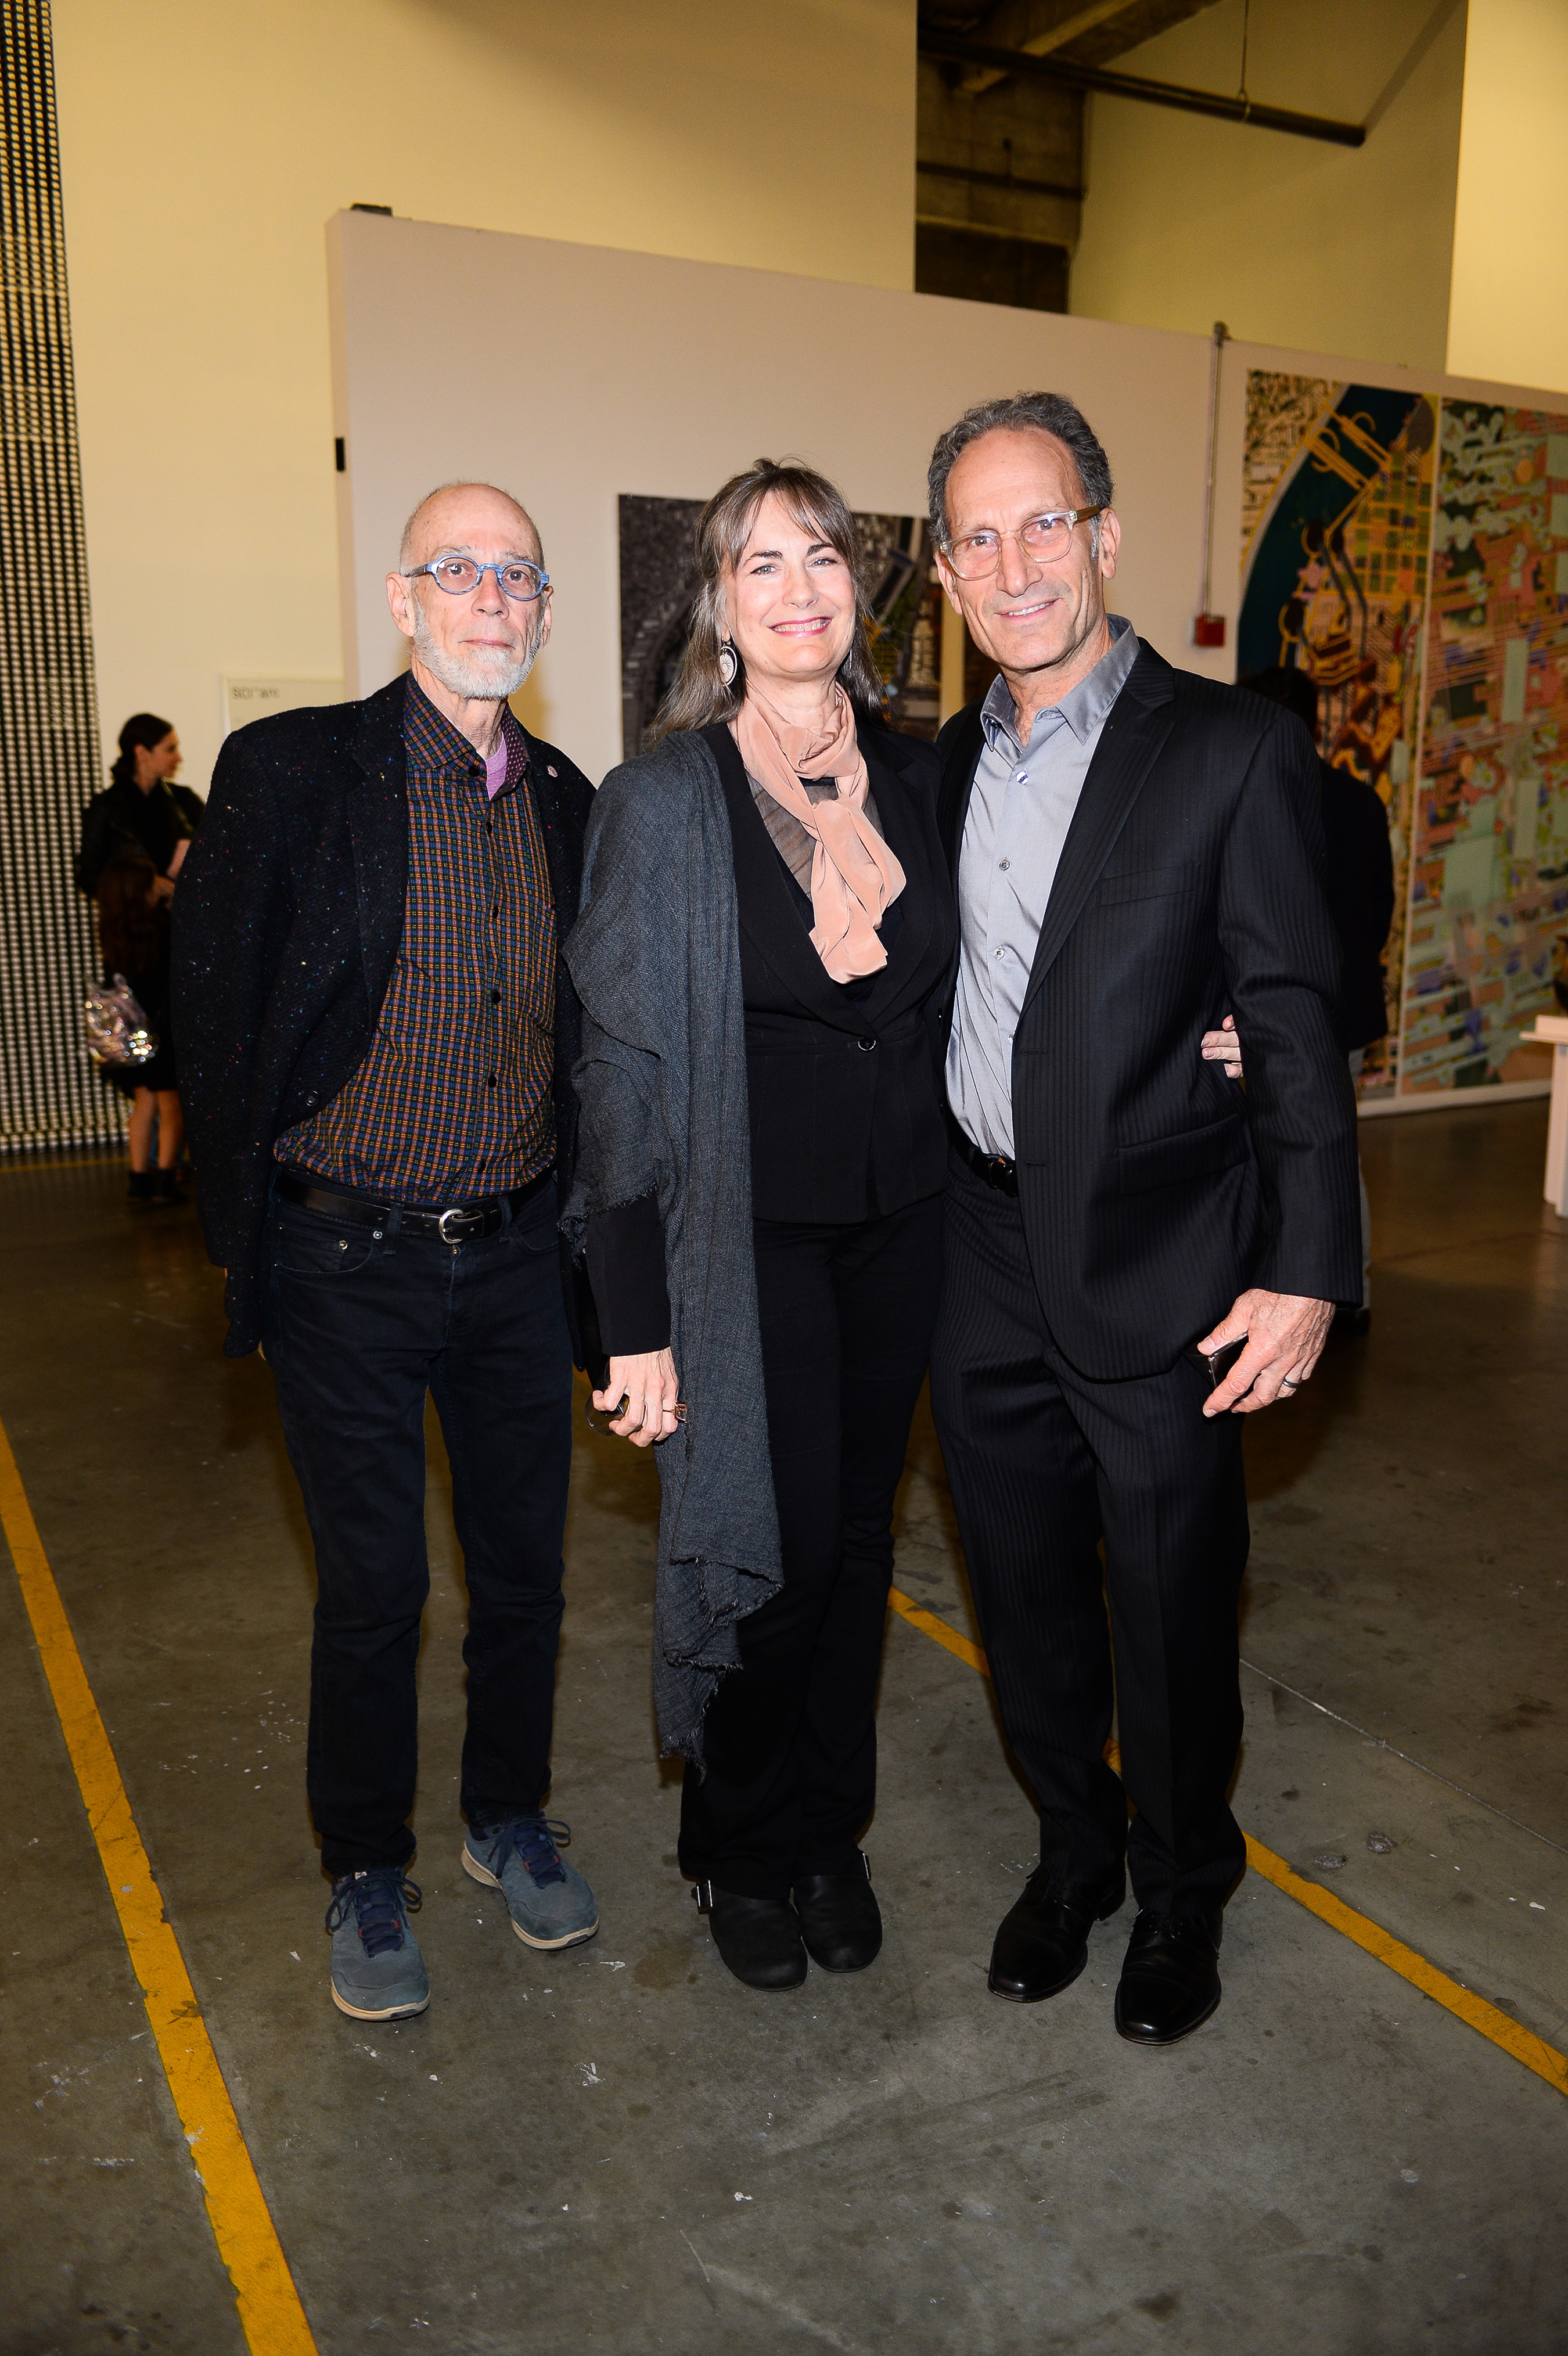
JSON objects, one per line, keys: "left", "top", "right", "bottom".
{"left": 2, "top": 1100, "right": 1565, "bottom": 2355}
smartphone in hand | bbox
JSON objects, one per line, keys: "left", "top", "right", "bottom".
{"left": 1184, "top": 1334, "right": 1248, "bottom": 1390}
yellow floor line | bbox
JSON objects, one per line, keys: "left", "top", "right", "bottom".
{"left": 889, "top": 1585, "right": 989, "bottom": 1675}
{"left": 889, "top": 1584, "right": 1568, "bottom": 2100}
{"left": 0, "top": 1417, "right": 318, "bottom": 2354}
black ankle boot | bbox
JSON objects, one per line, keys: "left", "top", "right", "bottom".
{"left": 694, "top": 1882, "right": 807, "bottom": 1990}
{"left": 152, "top": 1168, "right": 182, "bottom": 1206}
{"left": 793, "top": 1855, "right": 882, "bottom": 1972}
{"left": 127, "top": 1170, "right": 154, "bottom": 1205}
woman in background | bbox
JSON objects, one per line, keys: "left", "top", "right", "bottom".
{"left": 77, "top": 713, "right": 202, "bottom": 900}
{"left": 565, "top": 459, "right": 955, "bottom": 1993}
{"left": 96, "top": 848, "right": 185, "bottom": 1205}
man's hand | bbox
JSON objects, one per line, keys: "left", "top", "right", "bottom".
{"left": 1200, "top": 1011, "right": 1243, "bottom": 1080}
{"left": 1197, "top": 1289, "right": 1334, "bottom": 1416}
{"left": 595, "top": 1347, "right": 681, "bottom": 1448}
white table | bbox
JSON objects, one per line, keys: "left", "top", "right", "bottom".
{"left": 1522, "top": 1013, "right": 1568, "bottom": 1215}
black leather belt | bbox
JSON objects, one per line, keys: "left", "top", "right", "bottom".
{"left": 945, "top": 1112, "right": 1019, "bottom": 1197}
{"left": 275, "top": 1165, "right": 553, "bottom": 1242}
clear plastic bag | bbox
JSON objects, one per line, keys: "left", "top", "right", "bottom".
{"left": 84, "top": 974, "right": 159, "bottom": 1067}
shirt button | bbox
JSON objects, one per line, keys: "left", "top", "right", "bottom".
{"left": 490, "top": 988, "right": 501, "bottom": 1004}
{"left": 1016, "top": 771, "right": 1027, "bottom": 783}
{"left": 491, "top": 903, "right": 499, "bottom": 917}
{"left": 999, "top": 858, "right": 1010, "bottom": 871}
{"left": 995, "top": 947, "right": 1006, "bottom": 959}
{"left": 487, "top": 1073, "right": 497, "bottom": 1087}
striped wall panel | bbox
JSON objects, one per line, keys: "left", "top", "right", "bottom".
{"left": 1, "top": 0, "right": 118, "bottom": 1148}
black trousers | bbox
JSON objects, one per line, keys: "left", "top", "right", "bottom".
{"left": 678, "top": 1193, "right": 944, "bottom": 1900}
{"left": 262, "top": 1180, "right": 573, "bottom": 1877}
{"left": 929, "top": 1155, "right": 1250, "bottom": 1916}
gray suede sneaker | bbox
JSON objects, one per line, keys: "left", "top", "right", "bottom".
{"left": 325, "top": 1868, "right": 430, "bottom": 2020}
{"left": 462, "top": 1814, "right": 598, "bottom": 1950}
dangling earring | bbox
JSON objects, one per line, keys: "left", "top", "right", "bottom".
{"left": 717, "top": 639, "right": 739, "bottom": 688}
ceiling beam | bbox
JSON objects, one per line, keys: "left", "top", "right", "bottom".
{"left": 955, "top": 0, "right": 1148, "bottom": 96}
{"left": 919, "top": 28, "right": 1367, "bottom": 147}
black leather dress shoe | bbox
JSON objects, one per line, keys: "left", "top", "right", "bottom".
{"left": 694, "top": 1882, "right": 807, "bottom": 1990}
{"left": 793, "top": 1855, "right": 882, "bottom": 1972}
{"left": 988, "top": 1865, "right": 1127, "bottom": 2003}
{"left": 1114, "top": 1907, "right": 1223, "bottom": 2045}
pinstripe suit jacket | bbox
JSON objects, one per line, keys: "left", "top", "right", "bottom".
{"left": 934, "top": 640, "right": 1362, "bottom": 1380}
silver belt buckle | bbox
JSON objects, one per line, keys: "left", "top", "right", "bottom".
{"left": 437, "top": 1204, "right": 470, "bottom": 1243}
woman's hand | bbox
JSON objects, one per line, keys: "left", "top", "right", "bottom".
{"left": 1200, "top": 1012, "right": 1243, "bottom": 1081}
{"left": 594, "top": 1348, "right": 681, "bottom": 1447}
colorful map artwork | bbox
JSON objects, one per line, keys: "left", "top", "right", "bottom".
{"left": 1402, "top": 404, "right": 1568, "bottom": 1092}
{"left": 1240, "top": 373, "right": 1436, "bottom": 1098}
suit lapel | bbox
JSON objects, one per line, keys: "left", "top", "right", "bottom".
{"left": 520, "top": 731, "right": 581, "bottom": 925}
{"left": 861, "top": 731, "right": 937, "bottom": 1006}
{"left": 936, "top": 704, "right": 986, "bottom": 891}
{"left": 1017, "top": 648, "right": 1176, "bottom": 1024}
{"left": 347, "top": 677, "right": 411, "bottom": 1021}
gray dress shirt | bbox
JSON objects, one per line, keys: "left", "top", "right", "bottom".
{"left": 946, "top": 616, "right": 1139, "bottom": 1159}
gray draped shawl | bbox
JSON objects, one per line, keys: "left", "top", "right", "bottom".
{"left": 561, "top": 729, "right": 782, "bottom": 1764}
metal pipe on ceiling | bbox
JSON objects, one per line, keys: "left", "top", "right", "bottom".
{"left": 916, "top": 30, "right": 1367, "bottom": 148}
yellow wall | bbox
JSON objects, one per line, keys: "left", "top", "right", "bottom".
{"left": 1070, "top": 0, "right": 1468, "bottom": 373}
{"left": 1446, "top": 0, "right": 1568, "bottom": 393}
{"left": 50, "top": 0, "right": 916, "bottom": 795}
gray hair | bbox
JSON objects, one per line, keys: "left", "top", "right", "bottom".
{"left": 398, "top": 481, "right": 544, "bottom": 571}
{"left": 927, "top": 393, "right": 1113, "bottom": 549}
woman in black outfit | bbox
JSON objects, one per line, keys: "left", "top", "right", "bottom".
{"left": 96, "top": 848, "right": 186, "bottom": 1204}
{"left": 567, "top": 460, "right": 955, "bottom": 1991}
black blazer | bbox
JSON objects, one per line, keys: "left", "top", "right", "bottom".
{"left": 936, "top": 641, "right": 1362, "bottom": 1381}
{"left": 1319, "top": 757, "right": 1396, "bottom": 1049}
{"left": 171, "top": 675, "right": 594, "bottom": 1357}
{"left": 705, "top": 717, "right": 954, "bottom": 1223}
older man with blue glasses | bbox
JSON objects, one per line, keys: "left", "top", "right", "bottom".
{"left": 175, "top": 483, "right": 599, "bottom": 2019}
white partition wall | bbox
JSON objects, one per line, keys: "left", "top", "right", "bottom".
{"left": 328, "top": 210, "right": 1567, "bottom": 1113}
{"left": 326, "top": 208, "right": 1230, "bottom": 778}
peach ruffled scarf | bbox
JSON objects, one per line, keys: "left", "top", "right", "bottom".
{"left": 731, "top": 686, "right": 905, "bottom": 980}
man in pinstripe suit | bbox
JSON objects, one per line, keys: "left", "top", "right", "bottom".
{"left": 925, "top": 394, "right": 1362, "bottom": 2046}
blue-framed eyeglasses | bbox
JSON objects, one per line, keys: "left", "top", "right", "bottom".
{"left": 403, "top": 555, "right": 551, "bottom": 603}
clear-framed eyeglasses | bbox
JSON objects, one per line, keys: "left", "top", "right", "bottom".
{"left": 943, "top": 507, "right": 1105, "bottom": 580}
{"left": 403, "top": 555, "right": 551, "bottom": 602}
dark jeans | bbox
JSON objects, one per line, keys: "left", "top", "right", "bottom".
{"left": 678, "top": 1193, "right": 944, "bottom": 1900}
{"left": 930, "top": 1155, "right": 1250, "bottom": 1916}
{"left": 262, "top": 1179, "right": 573, "bottom": 1877}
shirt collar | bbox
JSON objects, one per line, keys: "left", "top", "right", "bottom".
{"left": 980, "top": 614, "right": 1139, "bottom": 757}
{"left": 402, "top": 672, "right": 531, "bottom": 788}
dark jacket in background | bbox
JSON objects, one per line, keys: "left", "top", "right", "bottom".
{"left": 171, "top": 674, "right": 592, "bottom": 1357}
{"left": 1318, "top": 758, "right": 1396, "bottom": 1049}
{"left": 77, "top": 774, "right": 204, "bottom": 897}
{"left": 934, "top": 640, "right": 1363, "bottom": 1379}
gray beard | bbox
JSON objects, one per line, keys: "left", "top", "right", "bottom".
{"left": 411, "top": 606, "right": 541, "bottom": 701}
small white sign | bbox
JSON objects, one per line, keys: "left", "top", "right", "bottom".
{"left": 223, "top": 676, "right": 345, "bottom": 736}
